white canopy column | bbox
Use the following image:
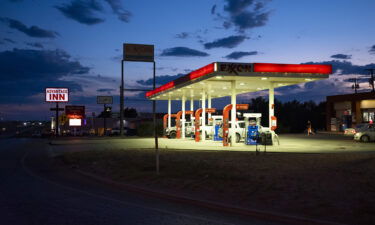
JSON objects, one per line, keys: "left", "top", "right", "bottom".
{"left": 269, "top": 82, "right": 274, "bottom": 128}
{"left": 231, "top": 81, "right": 236, "bottom": 146}
{"left": 168, "top": 97, "right": 171, "bottom": 129}
{"left": 182, "top": 91, "right": 186, "bottom": 139}
{"left": 190, "top": 90, "right": 194, "bottom": 122}
{"left": 201, "top": 90, "right": 206, "bottom": 141}
{"left": 208, "top": 88, "right": 212, "bottom": 121}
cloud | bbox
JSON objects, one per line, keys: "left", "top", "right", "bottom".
{"left": 160, "top": 47, "right": 209, "bottom": 57}
{"left": 303, "top": 60, "right": 375, "bottom": 75}
{"left": 0, "top": 48, "right": 90, "bottom": 104}
{"left": 105, "top": 0, "right": 131, "bottom": 22}
{"left": 330, "top": 54, "right": 351, "bottom": 60}
{"left": 204, "top": 35, "right": 247, "bottom": 49}
{"left": 221, "top": 0, "right": 271, "bottom": 32}
{"left": 3, "top": 38, "right": 16, "bottom": 44}
{"left": 56, "top": 0, "right": 104, "bottom": 25}
{"left": 0, "top": 17, "right": 58, "bottom": 38}
{"left": 369, "top": 45, "right": 375, "bottom": 54}
{"left": 211, "top": 5, "right": 217, "bottom": 14}
{"left": 136, "top": 74, "right": 185, "bottom": 86}
{"left": 175, "top": 32, "right": 189, "bottom": 39}
{"left": 26, "top": 42, "right": 44, "bottom": 48}
{"left": 224, "top": 51, "right": 258, "bottom": 59}
{"left": 97, "top": 88, "right": 116, "bottom": 93}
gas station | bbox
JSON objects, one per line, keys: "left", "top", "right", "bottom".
{"left": 146, "top": 62, "right": 332, "bottom": 147}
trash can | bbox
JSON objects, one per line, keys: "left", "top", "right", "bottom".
{"left": 260, "top": 131, "right": 273, "bottom": 145}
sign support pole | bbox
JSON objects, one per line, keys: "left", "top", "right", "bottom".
{"left": 104, "top": 104, "right": 107, "bottom": 136}
{"left": 55, "top": 102, "right": 59, "bottom": 137}
{"left": 153, "top": 61, "right": 159, "bottom": 175}
{"left": 120, "top": 60, "right": 124, "bottom": 136}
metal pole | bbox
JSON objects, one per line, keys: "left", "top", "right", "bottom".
{"left": 55, "top": 102, "right": 59, "bottom": 137}
{"left": 371, "top": 69, "right": 375, "bottom": 92}
{"left": 120, "top": 60, "right": 124, "bottom": 136}
{"left": 153, "top": 61, "right": 159, "bottom": 175}
{"left": 104, "top": 104, "right": 107, "bottom": 136}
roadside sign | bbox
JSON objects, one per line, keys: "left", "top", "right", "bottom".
{"left": 69, "top": 118, "right": 81, "bottom": 126}
{"left": 123, "top": 43, "right": 154, "bottom": 62}
{"left": 97, "top": 96, "right": 113, "bottom": 104}
{"left": 65, "top": 105, "right": 85, "bottom": 119}
{"left": 45, "top": 88, "right": 69, "bottom": 102}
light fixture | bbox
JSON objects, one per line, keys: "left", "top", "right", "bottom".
{"left": 257, "top": 87, "right": 262, "bottom": 90}
{"left": 239, "top": 82, "right": 245, "bottom": 86}
{"left": 223, "top": 87, "right": 227, "bottom": 90}
{"left": 187, "top": 86, "right": 192, "bottom": 89}
{"left": 156, "top": 96, "right": 160, "bottom": 99}
{"left": 163, "top": 94, "right": 166, "bottom": 96}
{"left": 215, "top": 76, "right": 223, "bottom": 79}
{"left": 200, "top": 82, "right": 205, "bottom": 85}
{"left": 278, "top": 83, "right": 283, "bottom": 86}
{"left": 261, "top": 77, "right": 268, "bottom": 80}
{"left": 305, "top": 78, "right": 313, "bottom": 81}
{"left": 177, "top": 89, "right": 181, "bottom": 92}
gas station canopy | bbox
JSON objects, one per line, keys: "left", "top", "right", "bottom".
{"left": 146, "top": 62, "right": 332, "bottom": 100}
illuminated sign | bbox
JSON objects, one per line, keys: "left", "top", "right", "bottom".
{"left": 69, "top": 119, "right": 81, "bottom": 126}
{"left": 217, "top": 63, "right": 252, "bottom": 75}
{"left": 45, "top": 88, "right": 69, "bottom": 102}
{"left": 123, "top": 43, "right": 154, "bottom": 62}
{"left": 65, "top": 105, "right": 85, "bottom": 119}
{"left": 253, "top": 63, "right": 332, "bottom": 74}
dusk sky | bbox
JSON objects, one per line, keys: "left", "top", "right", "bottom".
{"left": 1, "top": 0, "right": 375, "bottom": 120}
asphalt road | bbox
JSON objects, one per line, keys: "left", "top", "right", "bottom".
{"left": 0, "top": 138, "right": 283, "bottom": 225}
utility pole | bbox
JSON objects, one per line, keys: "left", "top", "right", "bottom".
{"left": 351, "top": 77, "right": 359, "bottom": 93}
{"left": 120, "top": 60, "right": 125, "bottom": 136}
{"left": 365, "top": 69, "right": 375, "bottom": 92}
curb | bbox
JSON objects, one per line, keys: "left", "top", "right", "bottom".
{"left": 75, "top": 169, "right": 345, "bottom": 225}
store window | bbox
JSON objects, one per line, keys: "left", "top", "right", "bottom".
{"left": 362, "top": 109, "right": 375, "bottom": 123}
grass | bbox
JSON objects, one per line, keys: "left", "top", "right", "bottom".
{"left": 61, "top": 149, "right": 375, "bottom": 225}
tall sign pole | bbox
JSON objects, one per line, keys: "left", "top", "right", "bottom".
{"left": 122, "top": 43, "right": 159, "bottom": 174}
{"left": 56, "top": 102, "right": 59, "bottom": 136}
{"left": 120, "top": 60, "right": 125, "bottom": 136}
{"left": 153, "top": 60, "right": 159, "bottom": 175}
{"left": 46, "top": 87, "right": 69, "bottom": 137}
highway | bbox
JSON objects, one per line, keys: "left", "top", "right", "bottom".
{"left": 0, "top": 138, "right": 282, "bottom": 225}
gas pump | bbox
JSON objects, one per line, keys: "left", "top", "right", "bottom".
{"left": 244, "top": 113, "right": 262, "bottom": 145}
{"left": 211, "top": 115, "right": 223, "bottom": 141}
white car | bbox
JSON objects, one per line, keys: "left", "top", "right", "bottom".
{"left": 344, "top": 123, "right": 372, "bottom": 136}
{"left": 354, "top": 126, "right": 375, "bottom": 142}
{"left": 218, "top": 121, "right": 246, "bottom": 143}
{"left": 166, "top": 122, "right": 194, "bottom": 138}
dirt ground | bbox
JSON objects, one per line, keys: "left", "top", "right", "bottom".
{"left": 60, "top": 149, "right": 375, "bottom": 225}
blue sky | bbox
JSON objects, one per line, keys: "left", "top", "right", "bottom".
{"left": 0, "top": 0, "right": 375, "bottom": 120}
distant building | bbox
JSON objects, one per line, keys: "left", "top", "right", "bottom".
{"left": 326, "top": 92, "right": 375, "bottom": 131}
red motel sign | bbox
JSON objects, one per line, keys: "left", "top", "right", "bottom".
{"left": 45, "top": 88, "right": 69, "bottom": 102}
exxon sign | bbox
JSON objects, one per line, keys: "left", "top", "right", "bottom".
{"left": 45, "top": 88, "right": 69, "bottom": 102}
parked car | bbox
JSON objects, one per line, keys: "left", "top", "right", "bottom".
{"left": 165, "top": 122, "right": 194, "bottom": 138}
{"left": 344, "top": 123, "right": 372, "bottom": 136}
{"left": 354, "top": 125, "right": 375, "bottom": 142}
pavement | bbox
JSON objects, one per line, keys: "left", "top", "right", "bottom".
{"left": 48, "top": 133, "right": 375, "bottom": 156}
{"left": 0, "top": 138, "right": 295, "bottom": 225}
